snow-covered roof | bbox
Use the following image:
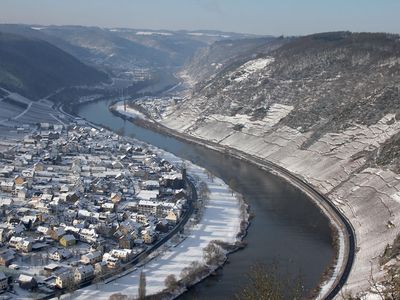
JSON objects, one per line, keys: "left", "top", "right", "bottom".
{"left": 137, "top": 190, "right": 159, "bottom": 201}
{"left": 18, "top": 274, "right": 34, "bottom": 282}
{"left": 162, "top": 173, "right": 183, "bottom": 180}
{"left": 138, "top": 200, "right": 159, "bottom": 207}
{"left": 142, "top": 180, "right": 159, "bottom": 187}
{"left": 76, "top": 264, "right": 94, "bottom": 274}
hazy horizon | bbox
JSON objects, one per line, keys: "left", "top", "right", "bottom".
{"left": 0, "top": 0, "right": 399, "bottom": 36}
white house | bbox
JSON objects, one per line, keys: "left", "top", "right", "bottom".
{"left": 9, "top": 237, "right": 32, "bottom": 253}
{"left": 49, "top": 249, "right": 72, "bottom": 261}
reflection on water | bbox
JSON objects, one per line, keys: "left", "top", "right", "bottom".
{"left": 77, "top": 99, "right": 334, "bottom": 299}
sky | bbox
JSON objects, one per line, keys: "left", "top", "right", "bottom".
{"left": 0, "top": 0, "right": 399, "bottom": 36}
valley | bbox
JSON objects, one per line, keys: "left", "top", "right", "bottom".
{"left": 0, "top": 23, "right": 400, "bottom": 299}
{"left": 133, "top": 32, "right": 400, "bottom": 298}
{"left": 78, "top": 97, "right": 335, "bottom": 299}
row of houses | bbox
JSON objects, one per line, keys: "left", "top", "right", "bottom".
{"left": 0, "top": 124, "right": 190, "bottom": 295}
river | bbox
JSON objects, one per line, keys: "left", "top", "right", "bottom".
{"left": 76, "top": 98, "right": 335, "bottom": 299}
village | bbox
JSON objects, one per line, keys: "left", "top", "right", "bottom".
{"left": 0, "top": 123, "right": 190, "bottom": 298}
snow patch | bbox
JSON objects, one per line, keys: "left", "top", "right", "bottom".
{"left": 206, "top": 104, "right": 293, "bottom": 134}
{"left": 211, "top": 62, "right": 223, "bottom": 70}
{"left": 233, "top": 57, "right": 274, "bottom": 82}
{"left": 391, "top": 191, "right": 400, "bottom": 203}
{"left": 31, "top": 27, "right": 46, "bottom": 31}
{"left": 187, "top": 32, "right": 230, "bottom": 38}
{"left": 136, "top": 31, "right": 173, "bottom": 36}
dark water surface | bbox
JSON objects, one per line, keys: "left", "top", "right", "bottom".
{"left": 77, "top": 99, "right": 334, "bottom": 299}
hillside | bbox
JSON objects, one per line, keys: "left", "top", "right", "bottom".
{"left": 0, "top": 31, "right": 108, "bottom": 100}
{"left": 182, "top": 32, "right": 400, "bottom": 137}
{"left": 183, "top": 36, "right": 284, "bottom": 83}
{"left": 154, "top": 32, "right": 400, "bottom": 297}
{"left": 0, "top": 24, "right": 95, "bottom": 63}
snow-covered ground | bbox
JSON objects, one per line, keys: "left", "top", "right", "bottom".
{"left": 161, "top": 96, "right": 400, "bottom": 297}
{"left": 187, "top": 32, "right": 230, "bottom": 38}
{"left": 69, "top": 140, "right": 243, "bottom": 299}
{"left": 135, "top": 31, "right": 173, "bottom": 36}
{"left": 0, "top": 89, "right": 66, "bottom": 138}
{"left": 162, "top": 103, "right": 294, "bottom": 143}
{"left": 233, "top": 57, "right": 274, "bottom": 82}
{"left": 209, "top": 104, "right": 293, "bottom": 129}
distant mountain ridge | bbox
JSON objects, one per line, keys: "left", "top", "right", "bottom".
{"left": 0, "top": 31, "right": 108, "bottom": 100}
{"left": 0, "top": 24, "right": 258, "bottom": 73}
{"left": 0, "top": 24, "right": 261, "bottom": 100}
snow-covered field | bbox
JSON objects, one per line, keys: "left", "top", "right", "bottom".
{"left": 0, "top": 89, "right": 65, "bottom": 138}
{"left": 70, "top": 140, "right": 243, "bottom": 299}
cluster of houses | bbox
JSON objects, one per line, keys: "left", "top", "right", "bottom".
{"left": 0, "top": 124, "right": 188, "bottom": 296}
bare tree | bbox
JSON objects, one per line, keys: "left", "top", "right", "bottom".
{"left": 229, "top": 178, "right": 238, "bottom": 196}
{"left": 180, "top": 261, "right": 209, "bottom": 287}
{"left": 206, "top": 170, "right": 215, "bottom": 182}
{"left": 198, "top": 182, "right": 210, "bottom": 200}
{"left": 379, "top": 268, "right": 400, "bottom": 300}
{"left": 236, "top": 263, "right": 303, "bottom": 300}
{"left": 66, "top": 278, "right": 79, "bottom": 297}
{"left": 203, "top": 242, "right": 225, "bottom": 266}
{"left": 109, "top": 293, "right": 129, "bottom": 300}
{"left": 138, "top": 270, "right": 146, "bottom": 300}
{"left": 338, "top": 286, "right": 362, "bottom": 300}
{"left": 164, "top": 274, "right": 179, "bottom": 292}
{"left": 116, "top": 127, "right": 125, "bottom": 137}
{"left": 368, "top": 236, "right": 400, "bottom": 300}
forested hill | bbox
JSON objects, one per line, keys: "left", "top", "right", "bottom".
{"left": 0, "top": 31, "right": 108, "bottom": 100}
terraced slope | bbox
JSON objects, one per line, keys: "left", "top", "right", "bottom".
{"left": 158, "top": 32, "right": 400, "bottom": 297}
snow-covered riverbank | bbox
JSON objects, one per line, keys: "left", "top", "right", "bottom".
{"left": 68, "top": 136, "right": 245, "bottom": 299}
